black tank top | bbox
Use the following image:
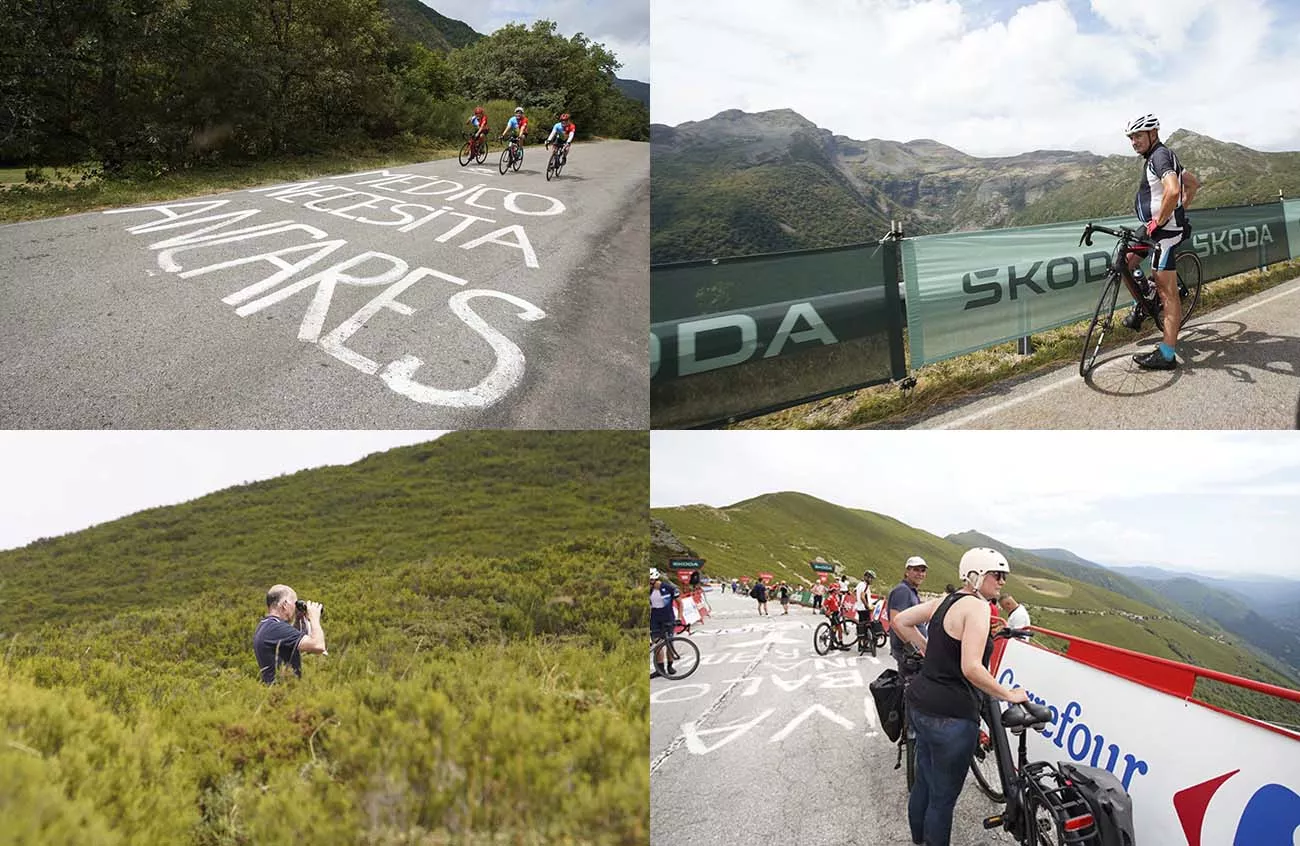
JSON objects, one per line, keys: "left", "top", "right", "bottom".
{"left": 904, "top": 591, "right": 993, "bottom": 722}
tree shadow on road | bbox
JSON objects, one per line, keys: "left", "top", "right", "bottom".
{"left": 1086, "top": 320, "right": 1300, "bottom": 403}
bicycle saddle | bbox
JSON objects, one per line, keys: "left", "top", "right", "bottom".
{"left": 1001, "top": 700, "right": 1052, "bottom": 731}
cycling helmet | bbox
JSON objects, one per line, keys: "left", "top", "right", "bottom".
{"left": 959, "top": 547, "right": 1011, "bottom": 586}
{"left": 649, "top": 567, "right": 660, "bottom": 580}
{"left": 1124, "top": 113, "right": 1159, "bottom": 135}
{"left": 904, "top": 556, "right": 927, "bottom": 570}
{"left": 514, "top": 106, "right": 524, "bottom": 114}
{"left": 864, "top": 569, "right": 877, "bottom": 581}
{"left": 559, "top": 112, "right": 570, "bottom": 120}
{"left": 474, "top": 106, "right": 485, "bottom": 115}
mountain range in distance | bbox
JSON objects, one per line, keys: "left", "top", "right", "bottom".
{"left": 387, "top": 0, "right": 649, "bottom": 97}
{"left": 650, "top": 107, "right": 1300, "bottom": 264}
{"left": 652, "top": 491, "right": 1300, "bottom": 700}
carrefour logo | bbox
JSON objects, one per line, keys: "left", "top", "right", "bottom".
{"left": 1173, "top": 769, "right": 1300, "bottom": 846}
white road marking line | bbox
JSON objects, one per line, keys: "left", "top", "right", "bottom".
{"left": 929, "top": 277, "right": 1300, "bottom": 429}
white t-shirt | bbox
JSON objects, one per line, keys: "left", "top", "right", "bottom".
{"left": 854, "top": 581, "right": 870, "bottom": 612}
{"left": 1006, "top": 604, "right": 1031, "bottom": 630}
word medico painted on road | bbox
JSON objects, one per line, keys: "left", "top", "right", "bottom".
{"left": 103, "top": 183, "right": 563, "bottom": 408}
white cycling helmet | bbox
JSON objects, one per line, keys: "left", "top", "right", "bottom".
{"left": 515, "top": 106, "right": 525, "bottom": 114}
{"left": 904, "top": 556, "right": 928, "bottom": 570}
{"left": 1124, "top": 114, "right": 1159, "bottom": 135}
{"left": 960, "top": 547, "right": 1011, "bottom": 586}
{"left": 649, "top": 567, "right": 660, "bottom": 580}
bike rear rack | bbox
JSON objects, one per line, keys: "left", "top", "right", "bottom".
{"left": 1021, "top": 761, "right": 1101, "bottom": 844}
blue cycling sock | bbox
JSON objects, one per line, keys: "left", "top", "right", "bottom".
{"left": 1158, "top": 342, "right": 1176, "bottom": 361}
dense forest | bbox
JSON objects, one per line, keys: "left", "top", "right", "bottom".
{"left": 0, "top": 0, "right": 648, "bottom": 177}
{"left": 0, "top": 430, "right": 650, "bottom": 844}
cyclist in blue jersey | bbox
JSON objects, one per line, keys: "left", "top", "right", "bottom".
{"left": 1121, "top": 113, "right": 1201, "bottom": 370}
{"left": 546, "top": 112, "right": 577, "bottom": 165}
{"left": 500, "top": 106, "right": 529, "bottom": 144}
{"left": 650, "top": 568, "right": 679, "bottom": 674}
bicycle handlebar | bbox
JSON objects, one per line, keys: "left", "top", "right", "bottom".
{"left": 1078, "top": 222, "right": 1156, "bottom": 251}
{"left": 993, "top": 626, "right": 1033, "bottom": 641}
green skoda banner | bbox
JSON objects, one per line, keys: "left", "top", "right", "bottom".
{"left": 651, "top": 242, "right": 906, "bottom": 428}
{"left": 1286, "top": 200, "right": 1300, "bottom": 261}
{"left": 902, "top": 203, "right": 1293, "bottom": 366}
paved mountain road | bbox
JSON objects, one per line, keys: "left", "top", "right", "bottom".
{"left": 911, "top": 276, "right": 1300, "bottom": 429}
{"left": 0, "top": 140, "right": 647, "bottom": 429}
{"left": 651, "top": 590, "right": 1017, "bottom": 846}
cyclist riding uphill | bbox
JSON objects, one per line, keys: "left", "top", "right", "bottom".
{"left": 467, "top": 106, "right": 489, "bottom": 149}
{"left": 1122, "top": 113, "right": 1201, "bottom": 371}
{"left": 500, "top": 106, "right": 528, "bottom": 144}
{"left": 891, "top": 548, "right": 1031, "bottom": 846}
{"left": 546, "top": 112, "right": 576, "bottom": 164}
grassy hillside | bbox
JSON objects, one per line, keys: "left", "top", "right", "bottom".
{"left": 382, "top": 0, "right": 483, "bottom": 52}
{"left": 0, "top": 431, "right": 649, "bottom": 846}
{"left": 653, "top": 491, "right": 1300, "bottom": 726}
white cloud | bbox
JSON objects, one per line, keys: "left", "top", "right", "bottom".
{"left": 651, "top": 0, "right": 1300, "bottom": 154}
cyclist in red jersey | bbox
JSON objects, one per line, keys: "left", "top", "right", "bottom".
{"left": 467, "top": 106, "right": 489, "bottom": 153}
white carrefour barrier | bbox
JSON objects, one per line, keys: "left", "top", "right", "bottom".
{"left": 994, "top": 637, "right": 1300, "bottom": 846}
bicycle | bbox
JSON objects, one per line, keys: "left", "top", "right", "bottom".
{"left": 545, "top": 141, "right": 567, "bottom": 181}
{"left": 813, "top": 612, "right": 864, "bottom": 655}
{"left": 976, "top": 627, "right": 1135, "bottom": 845}
{"left": 651, "top": 630, "right": 700, "bottom": 680}
{"left": 459, "top": 133, "right": 489, "bottom": 167}
{"left": 894, "top": 650, "right": 925, "bottom": 789}
{"left": 498, "top": 135, "right": 524, "bottom": 174}
{"left": 1078, "top": 222, "right": 1203, "bottom": 376}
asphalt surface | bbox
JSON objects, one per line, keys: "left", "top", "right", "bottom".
{"left": 651, "top": 589, "right": 1019, "bottom": 846}
{"left": 911, "top": 275, "right": 1300, "bottom": 429}
{"left": 0, "top": 140, "right": 648, "bottom": 429}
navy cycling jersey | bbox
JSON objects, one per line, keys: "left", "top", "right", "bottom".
{"left": 1134, "top": 142, "right": 1189, "bottom": 233}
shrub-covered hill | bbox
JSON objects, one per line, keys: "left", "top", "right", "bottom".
{"left": 1, "top": 430, "right": 647, "bottom": 631}
{"left": 0, "top": 430, "right": 649, "bottom": 846}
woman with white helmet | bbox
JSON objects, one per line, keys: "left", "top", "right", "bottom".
{"left": 890, "top": 548, "right": 1031, "bottom": 846}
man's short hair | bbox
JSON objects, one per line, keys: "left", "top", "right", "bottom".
{"left": 266, "top": 584, "right": 294, "bottom": 609}
{"left": 999, "top": 594, "right": 1016, "bottom": 608}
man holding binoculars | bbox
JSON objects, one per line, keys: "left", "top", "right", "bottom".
{"left": 253, "top": 584, "right": 327, "bottom": 684}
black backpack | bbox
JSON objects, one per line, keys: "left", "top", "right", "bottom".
{"left": 1058, "top": 763, "right": 1136, "bottom": 846}
{"left": 869, "top": 668, "right": 906, "bottom": 742}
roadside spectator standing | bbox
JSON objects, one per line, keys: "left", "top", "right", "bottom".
{"left": 752, "top": 579, "right": 770, "bottom": 615}
{"left": 812, "top": 581, "right": 826, "bottom": 611}
{"left": 855, "top": 569, "right": 878, "bottom": 654}
{"left": 650, "top": 568, "right": 679, "bottom": 674}
{"left": 1000, "top": 594, "right": 1031, "bottom": 630}
{"left": 888, "top": 556, "right": 929, "bottom": 664}
{"left": 778, "top": 581, "right": 791, "bottom": 614}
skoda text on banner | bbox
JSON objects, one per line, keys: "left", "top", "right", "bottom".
{"left": 901, "top": 203, "right": 1293, "bottom": 367}
{"left": 649, "top": 242, "right": 905, "bottom": 428}
{"left": 994, "top": 638, "right": 1300, "bottom": 846}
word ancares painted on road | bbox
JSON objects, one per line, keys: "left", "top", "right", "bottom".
{"left": 105, "top": 193, "right": 557, "bottom": 410}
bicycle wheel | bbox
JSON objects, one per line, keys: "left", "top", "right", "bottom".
{"left": 545, "top": 151, "right": 558, "bottom": 181}
{"left": 475, "top": 140, "right": 488, "bottom": 164}
{"left": 499, "top": 147, "right": 512, "bottom": 175}
{"left": 659, "top": 635, "right": 700, "bottom": 680}
{"left": 1027, "top": 796, "right": 1066, "bottom": 846}
{"left": 865, "top": 624, "right": 877, "bottom": 657}
{"left": 840, "top": 619, "right": 858, "bottom": 651}
{"left": 905, "top": 735, "right": 916, "bottom": 791}
{"left": 814, "top": 622, "right": 834, "bottom": 656}
{"left": 458, "top": 141, "right": 473, "bottom": 167}
{"left": 970, "top": 721, "right": 1005, "bottom": 802}
{"left": 1079, "top": 272, "right": 1122, "bottom": 377}
{"left": 1174, "top": 249, "right": 1203, "bottom": 327}
{"left": 512, "top": 146, "right": 523, "bottom": 172}
{"left": 875, "top": 630, "right": 889, "bottom": 650}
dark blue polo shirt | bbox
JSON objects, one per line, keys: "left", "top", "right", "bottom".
{"left": 253, "top": 616, "right": 305, "bottom": 684}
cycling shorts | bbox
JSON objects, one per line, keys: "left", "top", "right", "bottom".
{"left": 650, "top": 617, "right": 674, "bottom": 640}
{"left": 1148, "top": 226, "right": 1187, "bottom": 272}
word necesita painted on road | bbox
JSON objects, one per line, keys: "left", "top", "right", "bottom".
{"left": 105, "top": 199, "right": 548, "bottom": 409}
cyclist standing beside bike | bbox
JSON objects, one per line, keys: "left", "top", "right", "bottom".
{"left": 854, "top": 569, "right": 877, "bottom": 654}
{"left": 500, "top": 106, "right": 528, "bottom": 145}
{"left": 650, "top": 568, "right": 679, "bottom": 673}
{"left": 891, "top": 548, "right": 1031, "bottom": 846}
{"left": 888, "top": 556, "right": 929, "bottom": 664}
{"left": 467, "top": 106, "right": 490, "bottom": 153}
{"left": 1122, "top": 113, "right": 1201, "bottom": 370}
{"left": 546, "top": 112, "right": 577, "bottom": 165}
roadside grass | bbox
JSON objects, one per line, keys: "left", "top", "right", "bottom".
{"left": 0, "top": 141, "right": 461, "bottom": 224}
{"left": 737, "top": 258, "right": 1300, "bottom": 429}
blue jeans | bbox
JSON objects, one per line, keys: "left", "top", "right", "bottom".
{"left": 908, "top": 707, "right": 979, "bottom": 846}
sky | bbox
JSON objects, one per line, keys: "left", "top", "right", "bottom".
{"left": 426, "top": 0, "right": 649, "bottom": 81}
{"left": 0, "top": 432, "right": 448, "bottom": 552}
{"left": 650, "top": 0, "right": 1300, "bottom": 156}
{"left": 651, "top": 430, "right": 1300, "bottom": 580}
